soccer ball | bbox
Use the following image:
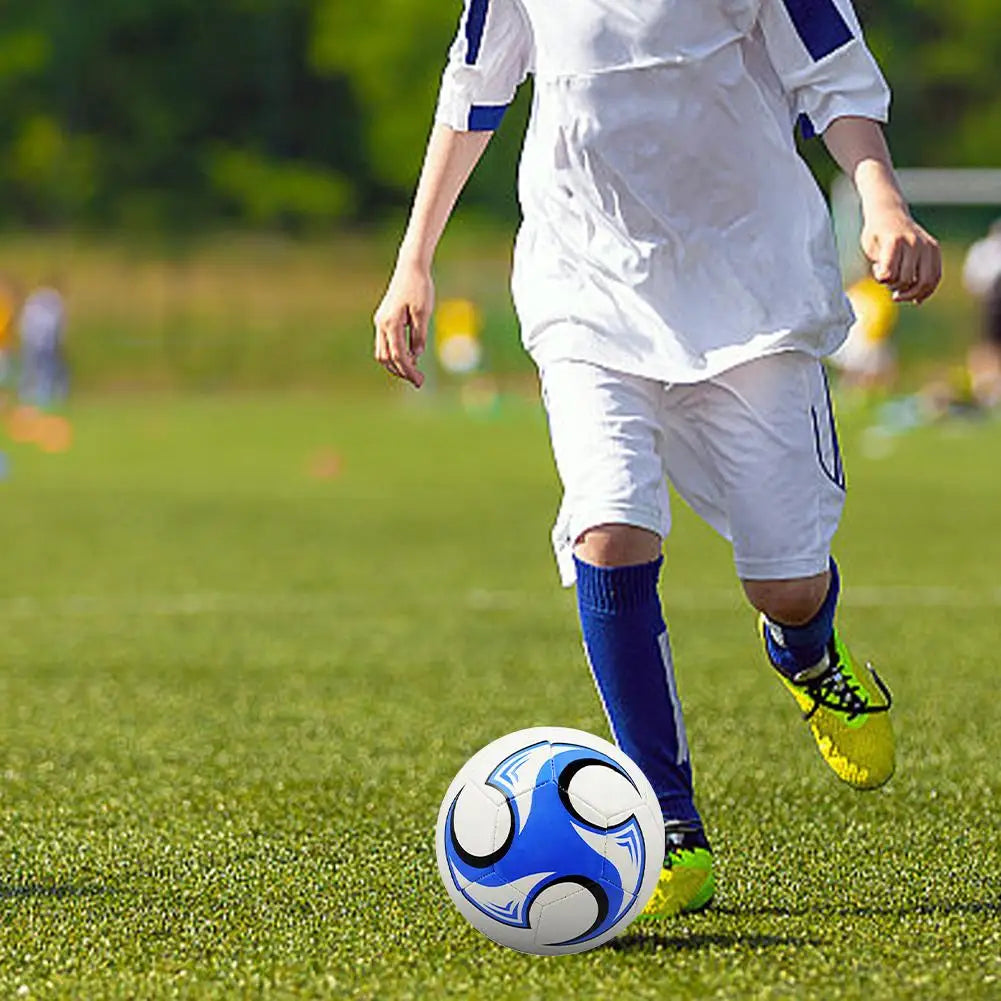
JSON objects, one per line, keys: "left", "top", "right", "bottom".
{"left": 435, "top": 726, "right": 664, "bottom": 955}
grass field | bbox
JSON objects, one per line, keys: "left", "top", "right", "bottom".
{"left": 0, "top": 389, "right": 999, "bottom": 1000}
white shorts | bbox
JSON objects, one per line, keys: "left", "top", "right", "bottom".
{"left": 540, "top": 351, "right": 846, "bottom": 586}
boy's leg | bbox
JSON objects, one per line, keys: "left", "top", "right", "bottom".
{"left": 744, "top": 563, "right": 894, "bottom": 790}
{"left": 540, "top": 359, "right": 714, "bottom": 915}
{"left": 573, "top": 529, "right": 715, "bottom": 917}
{"left": 661, "top": 352, "right": 894, "bottom": 789}
{"left": 573, "top": 527, "right": 698, "bottom": 830}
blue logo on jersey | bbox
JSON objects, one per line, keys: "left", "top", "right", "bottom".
{"left": 444, "top": 741, "right": 647, "bottom": 946}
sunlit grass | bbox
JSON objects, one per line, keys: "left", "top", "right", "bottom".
{"left": 0, "top": 228, "right": 518, "bottom": 392}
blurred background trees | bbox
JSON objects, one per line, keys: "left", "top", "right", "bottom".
{"left": 1, "top": 0, "right": 996, "bottom": 233}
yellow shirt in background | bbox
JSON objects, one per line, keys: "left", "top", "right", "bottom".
{"left": 0, "top": 290, "right": 14, "bottom": 351}
{"left": 845, "top": 276, "right": 898, "bottom": 345}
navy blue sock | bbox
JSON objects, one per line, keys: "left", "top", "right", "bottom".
{"left": 763, "top": 559, "right": 841, "bottom": 680}
{"left": 574, "top": 555, "right": 700, "bottom": 828}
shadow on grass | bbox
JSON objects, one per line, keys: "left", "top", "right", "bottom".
{"left": 610, "top": 931, "right": 820, "bottom": 953}
{"left": 0, "top": 883, "right": 112, "bottom": 901}
{"left": 713, "top": 901, "right": 1001, "bottom": 919}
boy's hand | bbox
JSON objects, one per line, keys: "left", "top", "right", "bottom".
{"left": 860, "top": 202, "right": 941, "bottom": 305}
{"left": 822, "top": 119, "right": 942, "bottom": 305}
{"left": 374, "top": 261, "right": 434, "bottom": 388}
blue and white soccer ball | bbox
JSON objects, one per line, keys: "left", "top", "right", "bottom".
{"left": 435, "top": 726, "right": 665, "bottom": 955}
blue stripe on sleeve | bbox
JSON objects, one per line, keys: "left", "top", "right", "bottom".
{"left": 797, "top": 113, "right": 817, "bottom": 139}
{"left": 464, "top": 0, "right": 490, "bottom": 65}
{"left": 781, "top": 0, "right": 854, "bottom": 61}
{"left": 468, "top": 104, "right": 508, "bottom": 131}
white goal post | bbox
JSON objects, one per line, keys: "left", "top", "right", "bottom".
{"left": 831, "top": 168, "right": 1001, "bottom": 279}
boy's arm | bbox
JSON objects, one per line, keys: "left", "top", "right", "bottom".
{"left": 756, "top": 0, "right": 939, "bottom": 299}
{"left": 823, "top": 116, "right": 941, "bottom": 304}
{"left": 374, "top": 124, "right": 492, "bottom": 388}
{"left": 374, "top": 0, "right": 532, "bottom": 388}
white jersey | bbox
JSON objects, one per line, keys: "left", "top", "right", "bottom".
{"left": 435, "top": 0, "right": 890, "bottom": 383}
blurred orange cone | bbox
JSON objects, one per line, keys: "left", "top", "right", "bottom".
{"left": 307, "top": 448, "right": 343, "bottom": 480}
{"left": 37, "top": 415, "right": 73, "bottom": 453}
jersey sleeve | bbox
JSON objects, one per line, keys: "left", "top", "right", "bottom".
{"left": 757, "top": 0, "right": 890, "bottom": 136}
{"left": 435, "top": 0, "right": 534, "bottom": 132}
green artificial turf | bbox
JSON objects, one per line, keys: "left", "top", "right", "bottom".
{"left": 0, "top": 390, "right": 998, "bottom": 999}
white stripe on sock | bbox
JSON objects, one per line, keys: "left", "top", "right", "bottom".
{"left": 658, "top": 630, "right": 690, "bottom": 767}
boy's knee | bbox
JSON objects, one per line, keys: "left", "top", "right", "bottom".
{"left": 574, "top": 524, "right": 662, "bottom": 567}
{"left": 742, "top": 572, "right": 831, "bottom": 625}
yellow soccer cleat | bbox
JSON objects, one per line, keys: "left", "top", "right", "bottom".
{"left": 760, "top": 617, "right": 895, "bottom": 790}
{"left": 640, "top": 826, "right": 715, "bottom": 919}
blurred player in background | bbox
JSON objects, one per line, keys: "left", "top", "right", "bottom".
{"left": 18, "top": 279, "right": 68, "bottom": 408}
{"left": 828, "top": 275, "right": 900, "bottom": 392}
{"left": 961, "top": 220, "right": 1001, "bottom": 409}
{"left": 375, "top": 0, "right": 941, "bottom": 918}
{"left": 0, "top": 273, "right": 19, "bottom": 397}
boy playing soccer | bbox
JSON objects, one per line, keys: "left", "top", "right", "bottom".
{"left": 374, "top": 0, "right": 941, "bottom": 916}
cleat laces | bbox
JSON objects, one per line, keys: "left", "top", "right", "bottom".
{"left": 663, "top": 823, "right": 710, "bottom": 862}
{"left": 799, "top": 658, "right": 893, "bottom": 722}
